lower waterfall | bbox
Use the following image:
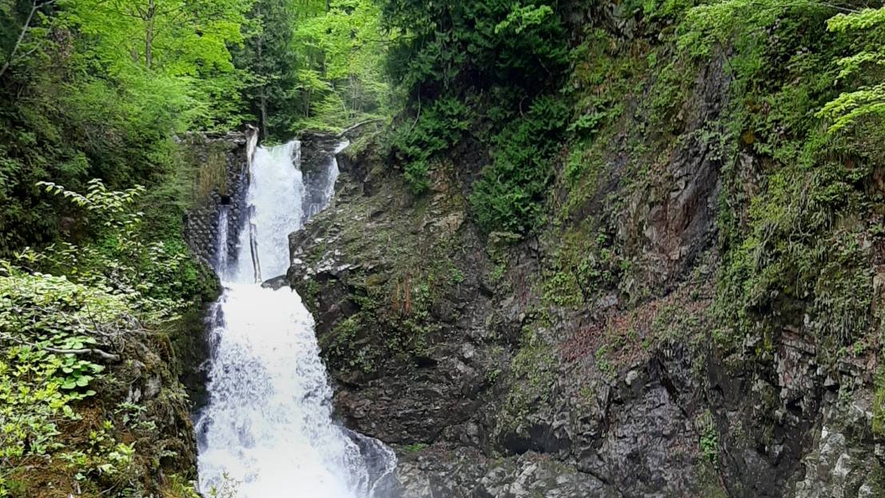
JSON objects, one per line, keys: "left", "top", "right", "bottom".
{"left": 196, "top": 139, "right": 396, "bottom": 497}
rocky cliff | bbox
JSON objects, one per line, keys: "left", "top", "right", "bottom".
{"left": 181, "top": 129, "right": 256, "bottom": 270}
{"left": 289, "top": 134, "right": 882, "bottom": 498}
{"left": 286, "top": 17, "right": 885, "bottom": 494}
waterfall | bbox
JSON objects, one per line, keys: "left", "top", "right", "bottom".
{"left": 215, "top": 205, "right": 230, "bottom": 280}
{"left": 234, "top": 140, "right": 305, "bottom": 282}
{"left": 197, "top": 139, "right": 396, "bottom": 497}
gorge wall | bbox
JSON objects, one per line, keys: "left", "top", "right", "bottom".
{"left": 181, "top": 129, "right": 256, "bottom": 270}
{"left": 285, "top": 4, "right": 885, "bottom": 494}
{"left": 290, "top": 129, "right": 883, "bottom": 498}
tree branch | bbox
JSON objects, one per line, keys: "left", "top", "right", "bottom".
{"left": 0, "top": 0, "right": 56, "bottom": 80}
{"left": 45, "top": 345, "right": 121, "bottom": 362}
{"left": 0, "top": 334, "right": 121, "bottom": 362}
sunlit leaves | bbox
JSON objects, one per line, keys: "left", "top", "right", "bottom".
{"left": 494, "top": 4, "right": 553, "bottom": 34}
{"left": 819, "top": 83, "right": 885, "bottom": 132}
{"left": 818, "top": 7, "right": 885, "bottom": 132}
{"left": 828, "top": 7, "right": 885, "bottom": 31}
{"left": 58, "top": 0, "right": 254, "bottom": 130}
{"left": 290, "top": 0, "right": 391, "bottom": 129}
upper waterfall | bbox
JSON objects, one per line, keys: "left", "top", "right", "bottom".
{"left": 233, "top": 140, "right": 304, "bottom": 282}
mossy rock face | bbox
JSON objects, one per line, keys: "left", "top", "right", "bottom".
{"left": 179, "top": 131, "right": 252, "bottom": 270}
{"left": 289, "top": 142, "right": 506, "bottom": 445}
{"left": 288, "top": 7, "right": 885, "bottom": 498}
{"left": 4, "top": 318, "right": 202, "bottom": 498}
{"left": 292, "top": 124, "right": 883, "bottom": 497}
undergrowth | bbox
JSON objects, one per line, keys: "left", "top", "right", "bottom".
{"left": 0, "top": 180, "right": 212, "bottom": 497}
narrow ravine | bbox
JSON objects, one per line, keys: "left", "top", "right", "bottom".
{"left": 195, "top": 139, "right": 396, "bottom": 497}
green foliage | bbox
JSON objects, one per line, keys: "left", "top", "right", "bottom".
{"left": 0, "top": 180, "right": 213, "bottom": 495}
{"left": 678, "top": 2, "right": 884, "bottom": 356}
{"left": 874, "top": 369, "right": 885, "bottom": 436}
{"left": 234, "top": 0, "right": 304, "bottom": 137}
{"left": 541, "top": 221, "right": 625, "bottom": 308}
{"left": 293, "top": 0, "right": 391, "bottom": 129}
{"left": 676, "top": 0, "right": 782, "bottom": 58}
{"left": 322, "top": 314, "right": 377, "bottom": 374}
{"left": 471, "top": 96, "right": 568, "bottom": 233}
{"left": 495, "top": 4, "right": 554, "bottom": 34}
{"left": 401, "top": 442, "right": 428, "bottom": 452}
{"left": 380, "top": 0, "right": 570, "bottom": 233}
{"left": 165, "top": 475, "right": 202, "bottom": 498}
{"left": 381, "top": 0, "right": 567, "bottom": 96}
{"left": 23, "top": 180, "right": 213, "bottom": 319}
{"left": 238, "top": 0, "right": 392, "bottom": 137}
{"left": 61, "top": 0, "right": 253, "bottom": 129}
{"left": 818, "top": 7, "right": 885, "bottom": 132}
{"left": 391, "top": 97, "right": 472, "bottom": 192}
{"left": 695, "top": 410, "right": 719, "bottom": 469}
{"left": 0, "top": 266, "right": 132, "bottom": 493}
{"left": 501, "top": 324, "right": 558, "bottom": 429}
{"left": 0, "top": 0, "right": 254, "bottom": 253}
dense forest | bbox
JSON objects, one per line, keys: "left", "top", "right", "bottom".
{"left": 3, "top": 0, "right": 885, "bottom": 495}
{"left": 0, "top": 0, "right": 390, "bottom": 494}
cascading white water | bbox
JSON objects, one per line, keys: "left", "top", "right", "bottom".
{"left": 215, "top": 206, "right": 230, "bottom": 281}
{"left": 197, "top": 139, "right": 396, "bottom": 497}
{"left": 234, "top": 140, "right": 305, "bottom": 282}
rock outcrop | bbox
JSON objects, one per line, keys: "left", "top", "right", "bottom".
{"left": 283, "top": 4, "right": 885, "bottom": 494}
{"left": 286, "top": 112, "right": 884, "bottom": 496}
{"left": 181, "top": 128, "right": 256, "bottom": 269}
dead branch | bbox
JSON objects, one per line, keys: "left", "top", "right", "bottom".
{"left": 0, "top": 334, "right": 121, "bottom": 362}
{"left": 0, "top": 0, "right": 57, "bottom": 80}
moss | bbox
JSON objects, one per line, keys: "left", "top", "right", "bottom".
{"left": 500, "top": 324, "right": 559, "bottom": 430}
{"left": 670, "top": 2, "right": 885, "bottom": 374}
{"left": 176, "top": 136, "right": 234, "bottom": 207}
{"left": 868, "top": 460, "right": 885, "bottom": 497}
{"left": 401, "top": 443, "right": 429, "bottom": 453}
{"left": 715, "top": 151, "right": 878, "bottom": 357}
{"left": 322, "top": 314, "right": 379, "bottom": 375}
{"left": 695, "top": 460, "right": 729, "bottom": 498}
{"left": 298, "top": 158, "right": 477, "bottom": 379}
{"left": 873, "top": 370, "right": 885, "bottom": 436}
{"left": 299, "top": 278, "right": 321, "bottom": 314}
{"left": 540, "top": 216, "right": 625, "bottom": 309}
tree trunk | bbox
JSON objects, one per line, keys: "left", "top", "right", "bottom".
{"left": 256, "top": 6, "right": 268, "bottom": 138}
{"left": 260, "top": 90, "right": 268, "bottom": 138}
{"left": 145, "top": 0, "right": 156, "bottom": 69}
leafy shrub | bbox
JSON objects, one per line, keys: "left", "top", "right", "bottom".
{"left": 391, "top": 97, "right": 472, "bottom": 192}
{"left": 0, "top": 180, "right": 213, "bottom": 495}
{"left": 470, "top": 95, "right": 568, "bottom": 233}
{"left": 0, "top": 265, "right": 134, "bottom": 492}
{"left": 382, "top": 0, "right": 567, "bottom": 96}
{"left": 380, "top": 0, "right": 570, "bottom": 232}
{"left": 21, "top": 179, "right": 215, "bottom": 319}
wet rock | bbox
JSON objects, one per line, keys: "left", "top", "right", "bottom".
{"left": 793, "top": 401, "right": 882, "bottom": 498}
{"left": 396, "top": 447, "right": 613, "bottom": 498}
{"left": 181, "top": 128, "right": 255, "bottom": 269}
{"left": 284, "top": 47, "right": 885, "bottom": 498}
{"left": 261, "top": 275, "right": 291, "bottom": 290}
